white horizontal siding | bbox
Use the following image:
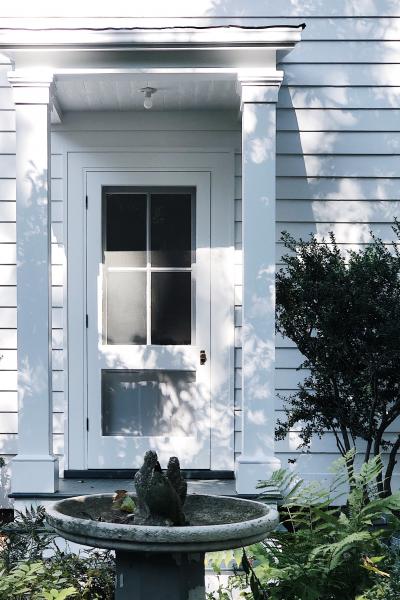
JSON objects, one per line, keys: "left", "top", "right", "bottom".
{"left": 233, "top": 5, "right": 400, "bottom": 478}
{"left": 283, "top": 41, "right": 400, "bottom": 63}
{"left": 277, "top": 132, "right": 400, "bottom": 154}
{"left": 282, "top": 65, "right": 400, "bottom": 87}
{"left": 276, "top": 156, "right": 400, "bottom": 177}
{"left": 277, "top": 200, "right": 400, "bottom": 223}
{"left": 277, "top": 109, "right": 400, "bottom": 132}
{"left": 279, "top": 87, "right": 400, "bottom": 110}
{"left": 237, "top": 154, "right": 400, "bottom": 177}
{"left": 276, "top": 178, "right": 400, "bottom": 200}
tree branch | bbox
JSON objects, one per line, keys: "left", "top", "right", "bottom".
{"left": 384, "top": 435, "right": 400, "bottom": 497}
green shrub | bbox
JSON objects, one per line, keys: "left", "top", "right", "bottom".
{"left": 356, "top": 549, "right": 400, "bottom": 599}
{"left": 275, "top": 223, "right": 400, "bottom": 496}
{"left": 0, "top": 561, "right": 77, "bottom": 599}
{"left": 0, "top": 506, "right": 115, "bottom": 600}
{"left": 208, "top": 452, "right": 400, "bottom": 600}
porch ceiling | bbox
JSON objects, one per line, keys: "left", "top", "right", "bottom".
{"left": 54, "top": 72, "right": 239, "bottom": 112}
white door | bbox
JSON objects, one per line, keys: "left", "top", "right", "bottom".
{"left": 86, "top": 171, "right": 211, "bottom": 469}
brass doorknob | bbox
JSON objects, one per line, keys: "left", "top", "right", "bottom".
{"left": 200, "top": 350, "right": 207, "bottom": 365}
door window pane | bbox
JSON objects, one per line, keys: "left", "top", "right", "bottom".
{"left": 102, "top": 187, "right": 194, "bottom": 346}
{"left": 105, "top": 271, "right": 146, "bottom": 344}
{"left": 102, "top": 369, "right": 196, "bottom": 436}
{"left": 105, "top": 193, "right": 146, "bottom": 267}
{"left": 151, "top": 272, "right": 191, "bottom": 345}
{"left": 151, "top": 193, "right": 192, "bottom": 267}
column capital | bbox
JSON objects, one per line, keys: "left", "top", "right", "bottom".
{"left": 8, "top": 70, "right": 54, "bottom": 104}
{"left": 237, "top": 69, "right": 284, "bottom": 107}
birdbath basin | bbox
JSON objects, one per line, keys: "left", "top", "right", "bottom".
{"left": 47, "top": 493, "right": 278, "bottom": 599}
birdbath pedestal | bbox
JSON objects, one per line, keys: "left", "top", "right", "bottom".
{"left": 47, "top": 493, "right": 278, "bottom": 600}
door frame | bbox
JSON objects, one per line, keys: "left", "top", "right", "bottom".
{"left": 66, "top": 150, "right": 235, "bottom": 471}
{"left": 86, "top": 170, "right": 212, "bottom": 469}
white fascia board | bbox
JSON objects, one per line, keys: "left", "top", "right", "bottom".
{"left": 8, "top": 49, "right": 280, "bottom": 73}
{"left": 0, "top": 25, "right": 303, "bottom": 75}
{"left": 0, "top": 25, "right": 303, "bottom": 49}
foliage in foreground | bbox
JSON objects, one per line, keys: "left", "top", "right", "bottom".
{"left": 0, "top": 506, "right": 115, "bottom": 599}
{"left": 275, "top": 222, "right": 400, "bottom": 496}
{"left": 208, "top": 452, "right": 400, "bottom": 600}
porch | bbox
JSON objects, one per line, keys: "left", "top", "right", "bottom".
{"left": 2, "top": 23, "right": 304, "bottom": 498}
{"left": 9, "top": 477, "right": 237, "bottom": 503}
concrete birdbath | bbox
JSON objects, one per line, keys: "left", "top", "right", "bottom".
{"left": 46, "top": 452, "right": 278, "bottom": 599}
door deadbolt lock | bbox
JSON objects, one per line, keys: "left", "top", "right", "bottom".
{"left": 200, "top": 350, "right": 207, "bottom": 365}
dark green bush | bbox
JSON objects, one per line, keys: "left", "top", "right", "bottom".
{"left": 276, "top": 223, "right": 400, "bottom": 496}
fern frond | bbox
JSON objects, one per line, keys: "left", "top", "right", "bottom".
{"left": 257, "top": 468, "right": 303, "bottom": 502}
{"left": 309, "top": 531, "right": 371, "bottom": 571}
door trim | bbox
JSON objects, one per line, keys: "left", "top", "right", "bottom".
{"left": 66, "top": 150, "right": 235, "bottom": 471}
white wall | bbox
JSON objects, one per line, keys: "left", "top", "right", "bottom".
{"left": 232, "top": 7, "right": 400, "bottom": 480}
{"left": 1, "top": 3, "right": 400, "bottom": 483}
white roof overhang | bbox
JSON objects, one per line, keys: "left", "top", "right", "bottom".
{"left": 0, "top": 23, "right": 304, "bottom": 69}
{"left": 1, "top": 23, "right": 304, "bottom": 117}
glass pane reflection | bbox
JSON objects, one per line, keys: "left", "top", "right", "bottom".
{"left": 151, "top": 193, "right": 192, "bottom": 267}
{"left": 105, "top": 193, "right": 147, "bottom": 267}
{"left": 102, "top": 369, "right": 196, "bottom": 436}
{"left": 105, "top": 271, "right": 146, "bottom": 344}
{"left": 151, "top": 272, "right": 191, "bottom": 345}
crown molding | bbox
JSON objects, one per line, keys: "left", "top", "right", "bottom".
{"left": 237, "top": 69, "right": 284, "bottom": 106}
{"left": 8, "top": 71, "right": 54, "bottom": 104}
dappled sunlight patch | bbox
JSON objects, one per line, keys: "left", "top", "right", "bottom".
{"left": 312, "top": 199, "right": 374, "bottom": 223}
{"left": 253, "top": 432, "right": 275, "bottom": 457}
{"left": 247, "top": 409, "right": 266, "bottom": 426}
{"left": 301, "top": 130, "right": 338, "bottom": 153}
{"left": 249, "top": 136, "right": 274, "bottom": 164}
{"left": 242, "top": 103, "right": 257, "bottom": 134}
{"left": 19, "top": 357, "right": 48, "bottom": 400}
{"left": 288, "top": 431, "right": 308, "bottom": 451}
{"left": 315, "top": 222, "right": 372, "bottom": 244}
{"left": 242, "top": 324, "right": 274, "bottom": 404}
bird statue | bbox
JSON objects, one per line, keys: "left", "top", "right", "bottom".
{"left": 144, "top": 461, "right": 186, "bottom": 526}
{"left": 166, "top": 456, "right": 187, "bottom": 505}
{"left": 133, "top": 451, "right": 187, "bottom": 526}
{"left": 133, "top": 450, "right": 159, "bottom": 523}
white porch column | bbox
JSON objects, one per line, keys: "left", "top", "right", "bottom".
{"left": 8, "top": 72, "right": 59, "bottom": 493}
{"left": 235, "top": 71, "right": 283, "bottom": 494}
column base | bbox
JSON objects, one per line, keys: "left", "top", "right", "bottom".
{"left": 11, "top": 455, "right": 59, "bottom": 494}
{"left": 115, "top": 551, "right": 205, "bottom": 600}
{"left": 235, "top": 456, "right": 281, "bottom": 495}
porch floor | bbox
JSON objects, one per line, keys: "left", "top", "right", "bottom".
{"left": 9, "top": 478, "right": 238, "bottom": 500}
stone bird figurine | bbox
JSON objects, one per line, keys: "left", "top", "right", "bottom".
{"left": 133, "top": 451, "right": 186, "bottom": 526}
{"left": 144, "top": 461, "right": 186, "bottom": 526}
{"left": 133, "top": 450, "right": 159, "bottom": 522}
{"left": 166, "top": 456, "right": 187, "bottom": 505}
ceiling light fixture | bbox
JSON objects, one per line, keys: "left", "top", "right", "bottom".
{"left": 140, "top": 86, "right": 157, "bottom": 110}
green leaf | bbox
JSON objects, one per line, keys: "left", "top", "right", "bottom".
{"left": 120, "top": 496, "right": 136, "bottom": 513}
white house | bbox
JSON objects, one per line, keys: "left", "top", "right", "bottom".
{"left": 0, "top": 1, "right": 399, "bottom": 501}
